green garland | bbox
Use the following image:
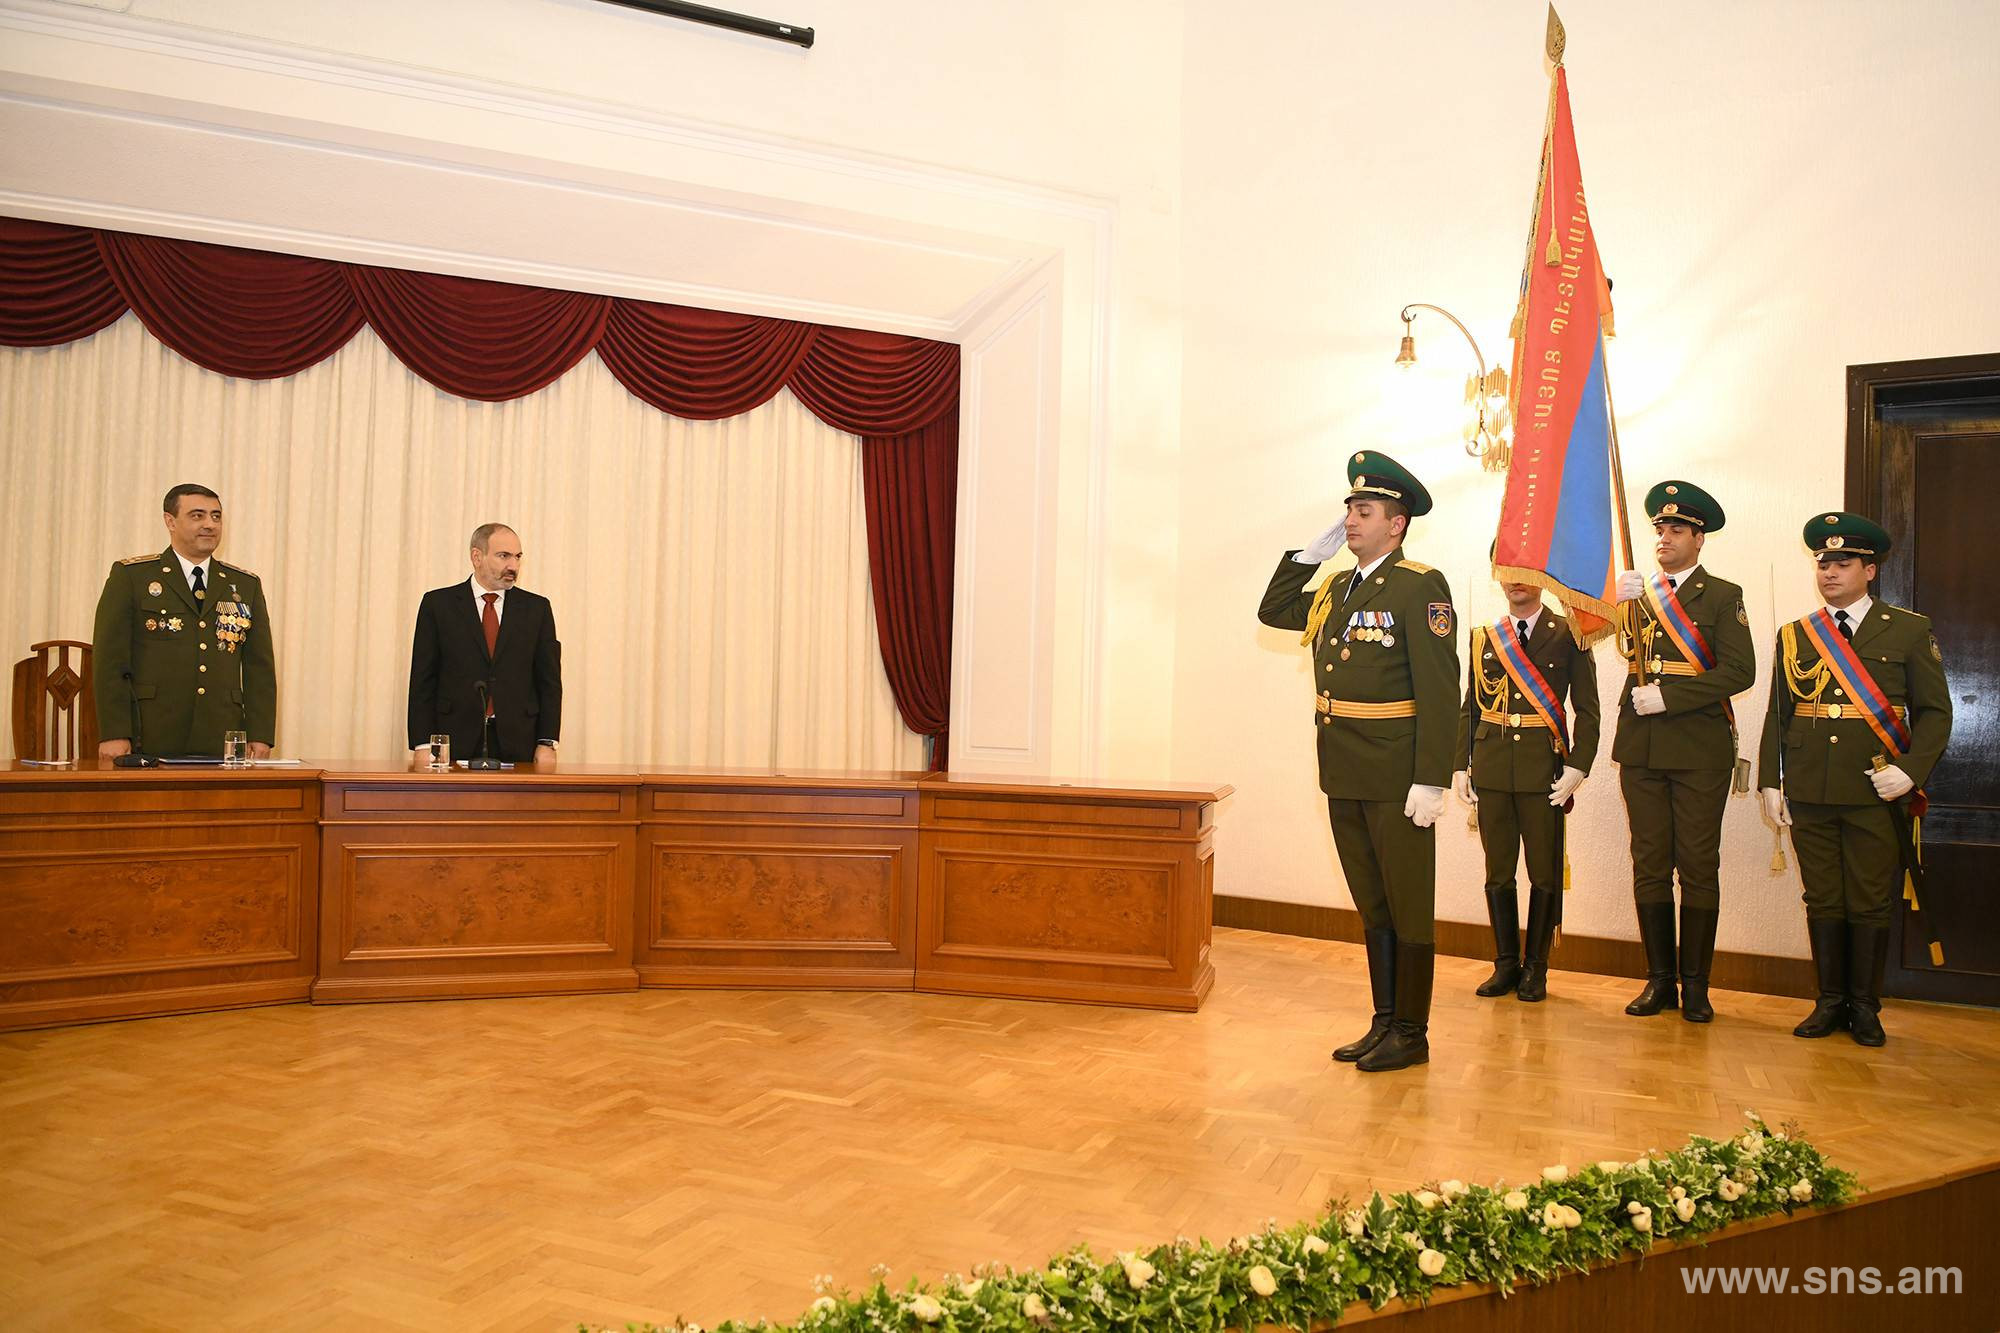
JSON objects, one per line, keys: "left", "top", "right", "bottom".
{"left": 588, "top": 1114, "right": 1857, "bottom": 1333}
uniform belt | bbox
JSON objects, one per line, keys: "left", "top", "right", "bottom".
{"left": 1627, "top": 659, "right": 1700, "bottom": 677}
{"left": 1793, "top": 701, "right": 1907, "bottom": 721}
{"left": 1316, "top": 694, "right": 1418, "bottom": 719}
{"left": 1479, "top": 707, "right": 1550, "bottom": 729}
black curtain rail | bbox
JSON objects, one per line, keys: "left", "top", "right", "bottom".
{"left": 594, "top": 0, "right": 815, "bottom": 48}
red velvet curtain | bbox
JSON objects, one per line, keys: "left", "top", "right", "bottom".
{"left": 0, "top": 215, "right": 958, "bottom": 764}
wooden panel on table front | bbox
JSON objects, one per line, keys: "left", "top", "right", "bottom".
{"left": 339, "top": 843, "right": 621, "bottom": 959}
{"left": 638, "top": 780, "right": 918, "bottom": 989}
{"left": 0, "top": 843, "right": 304, "bottom": 983}
{"left": 0, "top": 770, "right": 320, "bottom": 1031}
{"left": 315, "top": 777, "right": 638, "bottom": 1003}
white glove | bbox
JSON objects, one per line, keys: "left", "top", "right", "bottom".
{"left": 1451, "top": 770, "right": 1477, "bottom": 806}
{"left": 1630, "top": 683, "right": 1666, "bottom": 716}
{"left": 1549, "top": 766, "right": 1586, "bottom": 806}
{"left": 1404, "top": 783, "right": 1447, "bottom": 829}
{"left": 1294, "top": 520, "right": 1349, "bottom": 565}
{"left": 1869, "top": 764, "right": 1915, "bottom": 801}
{"left": 1616, "top": 570, "right": 1647, "bottom": 603}
{"left": 1761, "top": 787, "right": 1793, "bottom": 827}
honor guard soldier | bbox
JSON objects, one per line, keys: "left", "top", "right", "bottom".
{"left": 94, "top": 484, "right": 277, "bottom": 759}
{"left": 1453, "top": 565, "right": 1601, "bottom": 1002}
{"left": 1758, "top": 513, "right": 1951, "bottom": 1047}
{"left": 1611, "top": 481, "right": 1756, "bottom": 1022}
{"left": 1260, "top": 451, "right": 1460, "bottom": 1072}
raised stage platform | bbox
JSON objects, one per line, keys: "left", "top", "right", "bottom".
{"left": 2, "top": 929, "right": 1995, "bottom": 1330}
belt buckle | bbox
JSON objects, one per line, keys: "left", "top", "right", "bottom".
{"left": 1510, "top": 712, "right": 1522, "bottom": 728}
{"left": 1827, "top": 702, "right": 1842, "bottom": 719}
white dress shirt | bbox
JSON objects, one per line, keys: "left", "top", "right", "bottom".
{"left": 470, "top": 575, "right": 509, "bottom": 624}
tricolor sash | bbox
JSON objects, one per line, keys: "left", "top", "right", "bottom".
{"left": 1796, "top": 610, "right": 1912, "bottom": 757}
{"left": 1641, "top": 573, "right": 1715, "bottom": 670}
{"left": 1485, "top": 622, "right": 1571, "bottom": 754}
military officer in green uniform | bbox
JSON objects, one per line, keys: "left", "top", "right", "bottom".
{"left": 1259, "top": 451, "right": 1459, "bottom": 1072}
{"left": 1452, "top": 569, "right": 1600, "bottom": 1003}
{"left": 94, "top": 484, "right": 277, "bottom": 759}
{"left": 1611, "top": 481, "right": 1756, "bottom": 1023}
{"left": 1758, "top": 513, "right": 1951, "bottom": 1047}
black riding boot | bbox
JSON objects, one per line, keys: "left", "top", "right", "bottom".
{"left": 1792, "top": 917, "right": 1848, "bottom": 1038}
{"left": 1332, "top": 929, "right": 1397, "bottom": 1062}
{"left": 1358, "top": 941, "right": 1433, "bottom": 1072}
{"left": 1516, "top": 887, "right": 1561, "bottom": 1003}
{"left": 1476, "top": 887, "right": 1522, "bottom": 997}
{"left": 1625, "top": 901, "right": 1679, "bottom": 1015}
{"left": 1847, "top": 923, "right": 1891, "bottom": 1047}
{"left": 1679, "top": 905, "right": 1719, "bottom": 1023}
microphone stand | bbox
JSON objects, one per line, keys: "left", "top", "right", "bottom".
{"left": 467, "top": 681, "right": 504, "bottom": 770}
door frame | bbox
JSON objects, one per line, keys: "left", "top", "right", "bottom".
{"left": 1846, "top": 352, "right": 2000, "bottom": 1005}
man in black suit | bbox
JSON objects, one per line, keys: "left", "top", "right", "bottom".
{"left": 407, "top": 523, "right": 562, "bottom": 764}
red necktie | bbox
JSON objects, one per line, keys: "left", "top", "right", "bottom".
{"left": 481, "top": 593, "right": 499, "bottom": 717}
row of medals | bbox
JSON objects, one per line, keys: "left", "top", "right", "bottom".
{"left": 1339, "top": 625, "right": 1393, "bottom": 660}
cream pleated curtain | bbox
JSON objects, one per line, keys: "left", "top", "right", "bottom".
{"left": 0, "top": 315, "right": 926, "bottom": 769}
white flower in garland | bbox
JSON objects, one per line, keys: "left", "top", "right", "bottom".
{"left": 1248, "top": 1265, "right": 1278, "bottom": 1297}
{"left": 1669, "top": 1186, "right": 1686, "bottom": 1201}
{"left": 1674, "top": 1196, "right": 1697, "bottom": 1222}
{"left": 908, "top": 1294, "right": 943, "bottom": 1322}
{"left": 1503, "top": 1190, "right": 1530, "bottom": 1212}
{"left": 960, "top": 1278, "right": 984, "bottom": 1298}
{"left": 1740, "top": 1132, "right": 1765, "bottom": 1158}
{"left": 1542, "top": 1164, "right": 1569, "bottom": 1183}
{"left": 809, "top": 1296, "right": 836, "bottom": 1314}
{"left": 1628, "top": 1204, "right": 1653, "bottom": 1233}
{"left": 1718, "top": 1178, "right": 1745, "bottom": 1202}
{"left": 1439, "top": 1179, "right": 1468, "bottom": 1201}
{"left": 1789, "top": 1180, "right": 1813, "bottom": 1202}
{"left": 1632, "top": 1158, "right": 1655, "bottom": 1175}
{"left": 1559, "top": 1205, "right": 1583, "bottom": 1229}
{"left": 1596, "top": 1160, "right": 1623, "bottom": 1173}
{"left": 1417, "top": 1248, "right": 1447, "bottom": 1278}
{"left": 1402, "top": 1231, "right": 1423, "bottom": 1250}
{"left": 1412, "top": 1190, "right": 1441, "bottom": 1211}
{"left": 1021, "top": 1293, "right": 1049, "bottom": 1322}
{"left": 1301, "top": 1235, "right": 1330, "bottom": 1257}
{"left": 1119, "top": 1253, "right": 1156, "bottom": 1290}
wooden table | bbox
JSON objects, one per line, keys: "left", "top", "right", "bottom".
{"left": 0, "top": 762, "right": 1229, "bottom": 1029}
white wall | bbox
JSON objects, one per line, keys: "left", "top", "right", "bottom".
{"left": 1174, "top": 1, "right": 2000, "bottom": 958}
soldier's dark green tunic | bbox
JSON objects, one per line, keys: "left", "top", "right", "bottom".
{"left": 1259, "top": 546, "right": 1459, "bottom": 943}
{"left": 1455, "top": 606, "right": 1601, "bottom": 899}
{"left": 1612, "top": 568, "right": 1756, "bottom": 909}
{"left": 1757, "top": 604, "right": 1952, "bottom": 926}
{"left": 92, "top": 548, "right": 277, "bottom": 755}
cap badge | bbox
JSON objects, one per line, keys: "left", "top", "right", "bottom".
{"left": 1826, "top": 535, "right": 1845, "bottom": 549}
{"left": 1664, "top": 484, "right": 1680, "bottom": 495}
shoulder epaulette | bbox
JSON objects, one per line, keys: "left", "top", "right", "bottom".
{"left": 216, "top": 560, "right": 260, "bottom": 579}
{"left": 1395, "top": 559, "right": 1435, "bottom": 574}
{"left": 118, "top": 552, "right": 156, "bottom": 566}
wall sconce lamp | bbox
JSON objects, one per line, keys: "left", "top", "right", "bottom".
{"left": 1396, "top": 303, "right": 1512, "bottom": 472}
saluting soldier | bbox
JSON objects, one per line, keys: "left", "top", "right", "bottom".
{"left": 1611, "top": 481, "right": 1756, "bottom": 1023}
{"left": 94, "top": 484, "right": 277, "bottom": 759}
{"left": 1259, "top": 451, "right": 1459, "bottom": 1073}
{"left": 1758, "top": 513, "right": 1951, "bottom": 1047}
{"left": 1452, "top": 566, "right": 1600, "bottom": 1002}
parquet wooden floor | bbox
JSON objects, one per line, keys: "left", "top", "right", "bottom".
{"left": 4, "top": 928, "right": 1998, "bottom": 1331}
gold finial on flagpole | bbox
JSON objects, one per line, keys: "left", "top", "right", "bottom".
{"left": 1546, "top": 5, "right": 1567, "bottom": 69}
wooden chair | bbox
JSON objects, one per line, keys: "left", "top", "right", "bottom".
{"left": 12, "top": 640, "right": 98, "bottom": 762}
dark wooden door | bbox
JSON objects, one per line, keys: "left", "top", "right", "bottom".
{"left": 1848, "top": 355, "right": 2000, "bottom": 1006}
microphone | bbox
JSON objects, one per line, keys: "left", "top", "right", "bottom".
{"left": 467, "top": 680, "right": 503, "bottom": 770}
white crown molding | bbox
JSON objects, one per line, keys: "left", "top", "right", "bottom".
{"left": 0, "top": 0, "right": 1117, "bottom": 222}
